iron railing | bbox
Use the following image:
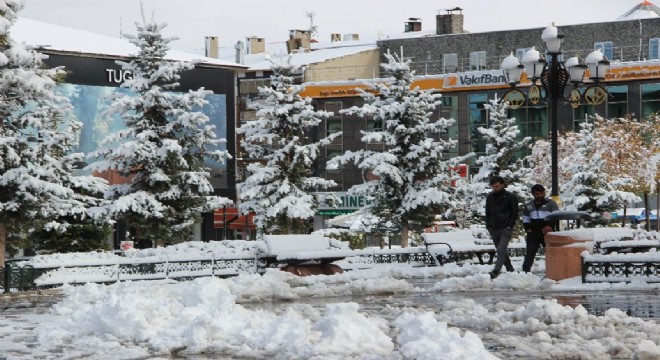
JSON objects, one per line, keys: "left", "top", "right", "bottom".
{"left": 582, "top": 256, "right": 660, "bottom": 283}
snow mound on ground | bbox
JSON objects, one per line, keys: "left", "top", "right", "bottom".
{"left": 437, "top": 298, "right": 660, "bottom": 360}
{"left": 431, "top": 272, "right": 542, "bottom": 292}
{"left": 37, "top": 277, "right": 492, "bottom": 359}
{"left": 395, "top": 311, "right": 499, "bottom": 360}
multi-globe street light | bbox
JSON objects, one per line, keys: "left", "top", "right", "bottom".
{"left": 500, "top": 24, "right": 611, "bottom": 201}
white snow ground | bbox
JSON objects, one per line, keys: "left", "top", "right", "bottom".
{"left": 1, "top": 263, "right": 660, "bottom": 360}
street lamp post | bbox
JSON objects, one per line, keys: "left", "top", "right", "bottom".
{"left": 501, "top": 23, "right": 610, "bottom": 201}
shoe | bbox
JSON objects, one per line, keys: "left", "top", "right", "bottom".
{"left": 489, "top": 270, "right": 500, "bottom": 280}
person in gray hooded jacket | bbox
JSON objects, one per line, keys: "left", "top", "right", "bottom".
{"left": 521, "top": 184, "right": 559, "bottom": 273}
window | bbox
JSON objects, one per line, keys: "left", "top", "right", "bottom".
{"left": 595, "top": 41, "right": 614, "bottom": 60}
{"left": 325, "top": 102, "right": 342, "bottom": 135}
{"left": 606, "top": 85, "right": 628, "bottom": 118}
{"left": 366, "top": 116, "right": 382, "bottom": 131}
{"left": 510, "top": 104, "right": 548, "bottom": 140}
{"left": 468, "top": 94, "right": 489, "bottom": 161}
{"left": 650, "top": 38, "right": 660, "bottom": 60}
{"left": 443, "top": 53, "right": 458, "bottom": 73}
{"left": 469, "top": 51, "right": 486, "bottom": 71}
{"left": 573, "top": 96, "right": 595, "bottom": 130}
{"left": 438, "top": 96, "right": 459, "bottom": 158}
{"left": 239, "top": 78, "right": 271, "bottom": 96}
{"left": 516, "top": 47, "right": 532, "bottom": 62}
{"left": 642, "top": 83, "right": 660, "bottom": 119}
{"left": 325, "top": 146, "right": 343, "bottom": 175}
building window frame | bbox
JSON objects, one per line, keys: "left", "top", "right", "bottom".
{"left": 650, "top": 38, "right": 660, "bottom": 60}
{"left": 469, "top": 51, "right": 487, "bottom": 71}
{"left": 443, "top": 53, "right": 458, "bottom": 73}
{"left": 594, "top": 41, "right": 614, "bottom": 60}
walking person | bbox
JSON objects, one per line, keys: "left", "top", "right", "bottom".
{"left": 485, "top": 176, "right": 518, "bottom": 279}
{"left": 521, "top": 184, "right": 559, "bottom": 273}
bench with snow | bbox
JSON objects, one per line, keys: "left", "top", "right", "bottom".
{"left": 596, "top": 239, "right": 659, "bottom": 254}
{"left": 421, "top": 230, "right": 497, "bottom": 266}
{"left": 261, "top": 234, "right": 350, "bottom": 276}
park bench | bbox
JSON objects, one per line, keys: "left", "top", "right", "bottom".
{"left": 260, "top": 234, "right": 351, "bottom": 268}
{"left": 595, "top": 239, "right": 659, "bottom": 254}
{"left": 422, "top": 230, "right": 497, "bottom": 266}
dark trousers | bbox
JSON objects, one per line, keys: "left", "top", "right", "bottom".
{"left": 488, "top": 228, "right": 514, "bottom": 272}
{"left": 522, "top": 231, "right": 545, "bottom": 272}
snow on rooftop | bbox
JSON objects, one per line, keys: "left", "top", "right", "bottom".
{"left": 11, "top": 18, "right": 246, "bottom": 69}
{"left": 618, "top": 0, "right": 660, "bottom": 20}
{"left": 231, "top": 44, "right": 378, "bottom": 71}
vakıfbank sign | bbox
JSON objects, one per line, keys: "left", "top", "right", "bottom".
{"left": 443, "top": 70, "right": 507, "bottom": 88}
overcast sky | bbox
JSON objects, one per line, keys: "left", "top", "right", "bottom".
{"left": 21, "top": 0, "right": 639, "bottom": 56}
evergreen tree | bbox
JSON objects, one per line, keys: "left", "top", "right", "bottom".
{"left": 89, "top": 12, "right": 231, "bottom": 244}
{"left": 461, "top": 98, "right": 533, "bottom": 224}
{"left": 330, "top": 54, "right": 459, "bottom": 247}
{"left": 0, "top": 1, "right": 108, "bottom": 260}
{"left": 237, "top": 56, "right": 339, "bottom": 237}
{"left": 561, "top": 120, "right": 638, "bottom": 226}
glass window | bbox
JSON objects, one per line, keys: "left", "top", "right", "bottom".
{"left": 516, "top": 47, "right": 532, "bottom": 62}
{"left": 595, "top": 41, "right": 614, "bottom": 60}
{"left": 438, "top": 96, "right": 459, "bottom": 158}
{"left": 468, "top": 94, "right": 489, "bottom": 157}
{"left": 325, "top": 102, "right": 342, "bottom": 135}
{"left": 366, "top": 116, "right": 382, "bottom": 131}
{"left": 469, "top": 51, "right": 487, "bottom": 71}
{"left": 573, "top": 104, "right": 595, "bottom": 130}
{"left": 642, "top": 83, "right": 660, "bottom": 119}
{"left": 650, "top": 38, "right": 660, "bottom": 60}
{"left": 326, "top": 147, "right": 343, "bottom": 175}
{"left": 606, "top": 85, "right": 628, "bottom": 119}
{"left": 443, "top": 53, "right": 458, "bottom": 73}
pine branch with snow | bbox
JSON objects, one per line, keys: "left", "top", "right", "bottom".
{"left": 237, "top": 56, "right": 339, "bottom": 237}
{"left": 328, "top": 53, "right": 460, "bottom": 246}
{"left": 88, "top": 13, "right": 231, "bottom": 244}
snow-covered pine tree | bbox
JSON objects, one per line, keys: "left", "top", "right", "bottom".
{"left": 89, "top": 11, "right": 231, "bottom": 244}
{"left": 330, "top": 53, "right": 459, "bottom": 247}
{"left": 466, "top": 98, "right": 533, "bottom": 220}
{"left": 0, "top": 0, "right": 108, "bottom": 260}
{"left": 237, "top": 56, "right": 339, "bottom": 237}
{"left": 561, "top": 119, "right": 639, "bottom": 226}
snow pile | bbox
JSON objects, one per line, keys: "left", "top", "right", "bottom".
{"left": 36, "top": 276, "right": 493, "bottom": 359}
{"left": 394, "top": 312, "right": 499, "bottom": 360}
{"left": 19, "top": 240, "right": 267, "bottom": 268}
{"left": 436, "top": 298, "right": 660, "bottom": 360}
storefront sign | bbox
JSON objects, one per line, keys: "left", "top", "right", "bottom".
{"left": 316, "top": 192, "right": 372, "bottom": 211}
{"left": 105, "top": 69, "right": 133, "bottom": 83}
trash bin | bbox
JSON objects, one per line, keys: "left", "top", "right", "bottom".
{"left": 543, "top": 211, "right": 593, "bottom": 281}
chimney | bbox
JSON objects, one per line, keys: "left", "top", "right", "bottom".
{"left": 246, "top": 36, "right": 265, "bottom": 54}
{"left": 330, "top": 33, "right": 341, "bottom": 42}
{"left": 287, "top": 29, "right": 311, "bottom": 53}
{"left": 234, "top": 41, "right": 244, "bottom": 64}
{"left": 204, "top": 36, "right": 219, "bottom": 58}
{"left": 404, "top": 18, "right": 422, "bottom": 32}
{"left": 342, "top": 33, "right": 360, "bottom": 42}
{"left": 436, "top": 7, "right": 464, "bottom": 35}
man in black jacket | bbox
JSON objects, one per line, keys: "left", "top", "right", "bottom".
{"left": 521, "top": 184, "right": 559, "bottom": 273}
{"left": 485, "top": 176, "right": 518, "bottom": 279}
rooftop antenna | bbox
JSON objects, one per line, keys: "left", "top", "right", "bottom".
{"left": 306, "top": 11, "right": 318, "bottom": 39}
{"left": 119, "top": 17, "right": 123, "bottom": 38}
